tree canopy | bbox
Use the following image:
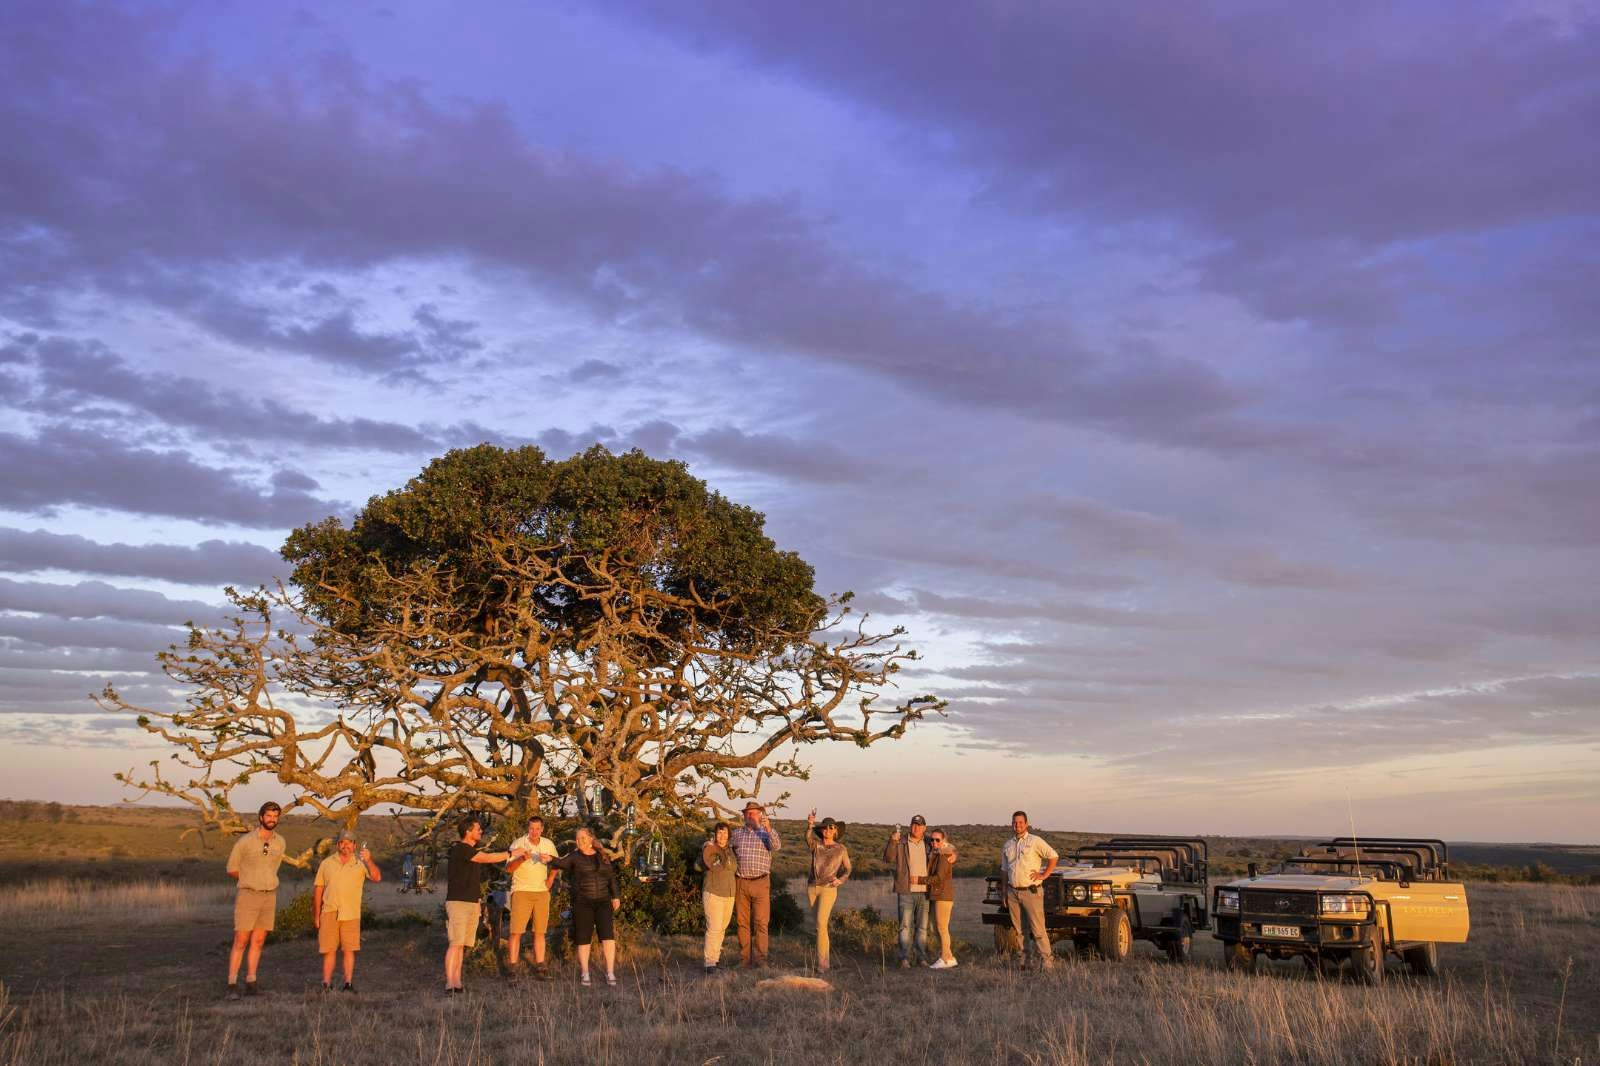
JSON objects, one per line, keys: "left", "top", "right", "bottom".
{"left": 107, "top": 445, "right": 939, "bottom": 846}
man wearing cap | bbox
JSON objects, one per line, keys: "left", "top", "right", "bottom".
{"left": 883, "top": 814, "right": 935, "bottom": 968}
{"left": 225, "top": 800, "right": 288, "bottom": 999}
{"left": 313, "top": 831, "right": 381, "bottom": 991}
{"left": 1001, "top": 810, "right": 1059, "bottom": 971}
{"left": 728, "top": 801, "right": 782, "bottom": 967}
{"left": 504, "top": 814, "right": 561, "bottom": 977}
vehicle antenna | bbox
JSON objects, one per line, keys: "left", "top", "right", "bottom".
{"left": 1344, "top": 787, "right": 1363, "bottom": 879}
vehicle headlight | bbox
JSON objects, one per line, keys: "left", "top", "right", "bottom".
{"left": 1215, "top": 889, "right": 1240, "bottom": 913}
{"left": 1069, "top": 883, "right": 1089, "bottom": 902}
{"left": 1319, "top": 894, "right": 1370, "bottom": 917}
{"left": 1088, "top": 882, "right": 1111, "bottom": 901}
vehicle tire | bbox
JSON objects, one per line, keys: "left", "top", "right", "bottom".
{"left": 1222, "top": 940, "right": 1253, "bottom": 972}
{"left": 1098, "top": 908, "right": 1133, "bottom": 962}
{"left": 1351, "top": 924, "right": 1385, "bottom": 985}
{"left": 1403, "top": 941, "right": 1440, "bottom": 977}
{"left": 1164, "top": 916, "right": 1194, "bottom": 963}
{"left": 993, "top": 923, "right": 1023, "bottom": 956}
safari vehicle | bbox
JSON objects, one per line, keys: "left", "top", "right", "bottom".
{"left": 982, "top": 836, "right": 1209, "bottom": 962}
{"left": 1212, "top": 837, "right": 1469, "bottom": 983}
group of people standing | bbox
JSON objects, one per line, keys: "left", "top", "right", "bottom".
{"left": 697, "top": 801, "right": 960, "bottom": 974}
{"left": 442, "top": 814, "right": 624, "bottom": 991}
{"left": 224, "top": 801, "right": 385, "bottom": 998}
{"left": 696, "top": 800, "right": 797, "bottom": 972}
{"left": 222, "top": 798, "right": 1056, "bottom": 998}
{"left": 225, "top": 802, "right": 627, "bottom": 996}
{"left": 882, "top": 814, "right": 960, "bottom": 969}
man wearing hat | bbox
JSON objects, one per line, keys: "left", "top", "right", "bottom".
{"left": 729, "top": 801, "right": 782, "bottom": 967}
{"left": 313, "top": 830, "right": 382, "bottom": 991}
{"left": 225, "top": 800, "right": 287, "bottom": 999}
{"left": 883, "top": 814, "right": 935, "bottom": 968}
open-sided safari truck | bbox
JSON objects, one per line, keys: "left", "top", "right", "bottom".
{"left": 983, "top": 836, "right": 1209, "bottom": 962}
{"left": 1212, "top": 837, "right": 1469, "bottom": 982}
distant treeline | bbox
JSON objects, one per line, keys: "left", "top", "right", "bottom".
{"left": 0, "top": 800, "right": 80, "bottom": 823}
{"left": 1, "top": 802, "right": 1593, "bottom": 886}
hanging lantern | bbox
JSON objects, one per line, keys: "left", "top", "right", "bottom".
{"left": 636, "top": 832, "right": 668, "bottom": 884}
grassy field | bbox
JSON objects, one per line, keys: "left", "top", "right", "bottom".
{"left": 0, "top": 803, "right": 421, "bottom": 885}
{"left": 0, "top": 873, "right": 1594, "bottom": 1065}
{"left": 1, "top": 801, "right": 1594, "bottom": 1062}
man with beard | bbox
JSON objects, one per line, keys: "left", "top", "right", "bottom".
{"left": 225, "top": 801, "right": 288, "bottom": 999}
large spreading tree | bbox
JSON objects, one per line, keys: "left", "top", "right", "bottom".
{"left": 106, "top": 445, "right": 939, "bottom": 846}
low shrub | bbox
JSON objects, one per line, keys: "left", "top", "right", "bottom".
{"left": 834, "top": 905, "right": 898, "bottom": 955}
{"left": 269, "top": 889, "right": 375, "bottom": 941}
{"left": 271, "top": 889, "right": 315, "bottom": 939}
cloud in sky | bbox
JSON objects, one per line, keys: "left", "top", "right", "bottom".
{"left": 610, "top": 1, "right": 1600, "bottom": 316}
{"left": 0, "top": 528, "right": 282, "bottom": 586}
{"left": 0, "top": 426, "right": 344, "bottom": 528}
{"left": 0, "top": 0, "right": 1595, "bottom": 839}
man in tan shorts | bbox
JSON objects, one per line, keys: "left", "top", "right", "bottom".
{"left": 314, "top": 830, "right": 382, "bottom": 992}
{"left": 443, "top": 815, "right": 514, "bottom": 994}
{"left": 505, "top": 814, "right": 560, "bottom": 978}
{"left": 226, "top": 800, "right": 287, "bottom": 999}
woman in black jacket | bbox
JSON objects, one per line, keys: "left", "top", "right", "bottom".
{"left": 548, "top": 827, "right": 622, "bottom": 986}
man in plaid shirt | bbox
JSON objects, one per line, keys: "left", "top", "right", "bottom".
{"left": 729, "top": 801, "right": 782, "bottom": 966}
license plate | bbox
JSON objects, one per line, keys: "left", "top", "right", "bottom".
{"left": 1261, "top": 924, "right": 1301, "bottom": 939}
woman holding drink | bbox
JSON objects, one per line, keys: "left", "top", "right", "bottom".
{"left": 700, "top": 822, "right": 736, "bottom": 974}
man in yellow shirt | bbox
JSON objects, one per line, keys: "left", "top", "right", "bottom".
{"left": 505, "top": 814, "right": 561, "bottom": 977}
{"left": 313, "top": 831, "right": 382, "bottom": 991}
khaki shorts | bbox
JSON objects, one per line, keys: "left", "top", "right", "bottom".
{"left": 318, "top": 914, "right": 361, "bottom": 953}
{"left": 508, "top": 891, "right": 550, "bottom": 937}
{"left": 234, "top": 888, "right": 277, "bottom": 932}
{"left": 445, "top": 901, "right": 480, "bottom": 947}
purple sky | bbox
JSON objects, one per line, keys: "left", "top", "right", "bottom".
{"left": 1, "top": 1, "right": 1596, "bottom": 841}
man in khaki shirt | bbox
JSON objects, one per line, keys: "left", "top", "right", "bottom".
{"left": 1000, "top": 810, "right": 1059, "bottom": 971}
{"left": 313, "top": 830, "right": 381, "bottom": 991}
{"left": 225, "top": 800, "right": 288, "bottom": 998}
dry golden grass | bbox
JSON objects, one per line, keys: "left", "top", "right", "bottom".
{"left": 1546, "top": 883, "right": 1594, "bottom": 921}
{"left": 0, "top": 879, "right": 238, "bottom": 928}
{"left": 0, "top": 881, "right": 1593, "bottom": 1065}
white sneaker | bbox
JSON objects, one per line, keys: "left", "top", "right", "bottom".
{"left": 929, "top": 959, "right": 949, "bottom": 970}
{"left": 944, "top": 959, "right": 959, "bottom": 969}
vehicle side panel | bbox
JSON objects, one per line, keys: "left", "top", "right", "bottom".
{"left": 1379, "top": 882, "right": 1470, "bottom": 943}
